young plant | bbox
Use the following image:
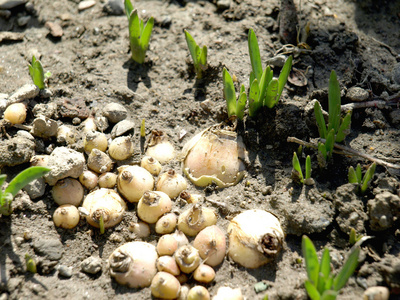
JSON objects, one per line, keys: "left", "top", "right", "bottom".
{"left": 184, "top": 30, "right": 207, "bottom": 79}
{"left": 348, "top": 162, "right": 376, "bottom": 194}
{"left": 292, "top": 152, "right": 313, "bottom": 185}
{"left": 302, "top": 235, "right": 360, "bottom": 300}
{"left": 349, "top": 228, "right": 363, "bottom": 246}
{"left": 248, "top": 28, "right": 292, "bottom": 116}
{"left": 314, "top": 70, "right": 352, "bottom": 165}
{"left": 223, "top": 68, "right": 247, "bottom": 120}
{"left": 0, "top": 166, "right": 50, "bottom": 216}
{"left": 124, "top": 0, "right": 154, "bottom": 64}
{"left": 29, "top": 56, "right": 51, "bottom": 90}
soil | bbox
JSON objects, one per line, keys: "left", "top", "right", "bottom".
{"left": 1, "top": 0, "right": 400, "bottom": 299}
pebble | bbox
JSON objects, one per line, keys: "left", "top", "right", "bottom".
{"left": 59, "top": 98, "right": 90, "bottom": 119}
{"left": 78, "top": 0, "right": 96, "bottom": 11}
{"left": 102, "top": 102, "right": 127, "bottom": 123}
{"left": 17, "top": 15, "right": 30, "bottom": 26}
{"left": 32, "top": 102, "right": 57, "bottom": 118}
{"left": 0, "top": 10, "right": 11, "bottom": 18}
{"left": 346, "top": 86, "right": 369, "bottom": 102}
{"left": 0, "top": 133, "right": 35, "bottom": 167}
{"left": 58, "top": 265, "right": 73, "bottom": 278}
{"left": 0, "top": 0, "right": 26, "bottom": 9}
{"left": 389, "top": 109, "right": 400, "bottom": 126}
{"left": 111, "top": 119, "right": 135, "bottom": 138}
{"left": 31, "top": 116, "right": 58, "bottom": 138}
{"left": 23, "top": 177, "right": 46, "bottom": 199}
{"left": 44, "top": 147, "right": 86, "bottom": 185}
{"left": 0, "top": 32, "right": 24, "bottom": 42}
{"left": 33, "top": 238, "right": 63, "bottom": 261}
{"left": 102, "top": 0, "right": 124, "bottom": 15}
{"left": 216, "top": 0, "right": 231, "bottom": 10}
{"left": 362, "top": 286, "right": 389, "bottom": 300}
{"left": 8, "top": 84, "right": 40, "bottom": 104}
{"left": 39, "top": 88, "right": 53, "bottom": 98}
{"left": 80, "top": 256, "right": 102, "bottom": 274}
{"left": 45, "top": 21, "right": 63, "bottom": 38}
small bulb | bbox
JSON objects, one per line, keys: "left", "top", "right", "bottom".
{"left": 108, "top": 136, "right": 134, "bottom": 161}
{"left": 156, "top": 169, "right": 187, "bottom": 199}
{"left": 157, "top": 234, "right": 178, "bottom": 256}
{"left": 4, "top": 103, "right": 26, "bottom": 124}
{"left": 84, "top": 130, "right": 108, "bottom": 154}
{"left": 150, "top": 271, "right": 181, "bottom": 299}
{"left": 52, "top": 178, "right": 84, "bottom": 206}
{"left": 79, "top": 170, "right": 98, "bottom": 190}
{"left": 193, "top": 264, "right": 215, "bottom": 283}
{"left": 98, "top": 172, "right": 117, "bottom": 188}
{"left": 187, "top": 285, "right": 210, "bottom": 300}
{"left": 155, "top": 213, "right": 177, "bottom": 235}
{"left": 53, "top": 204, "right": 80, "bottom": 229}
{"left": 141, "top": 156, "right": 162, "bottom": 176}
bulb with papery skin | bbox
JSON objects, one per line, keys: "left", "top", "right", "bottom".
{"left": 117, "top": 165, "right": 154, "bottom": 203}
{"left": 137, "top": 191, "right": 172, "bottom": 224}
{"left": 145, "top": 130, "right": 175, "bottom": 163}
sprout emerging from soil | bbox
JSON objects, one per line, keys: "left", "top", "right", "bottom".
{"left": 184, "top": 30, "right": 207, "bottom": 79}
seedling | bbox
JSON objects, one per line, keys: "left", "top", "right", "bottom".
{"left": 223, "top": 68, "right": 247, "bottom": 120}
{"left": 184, "top": 30, "right": 208, "bottom": 79}
{"left": 302, "top": 235, "right": 360, "bottom": 300}
{"left": 29, "top": 56, "right": 51, "bottom": 90}
{"left": 292, "top": 152, "right": 313, "bottom": 185}
{"left": 124, "top": 0, "right": 154, "bottom": 64}
{"left": 348, "top": 162, "right": 376, "bottom": 194}
{"left": 314, "top": 70, "right": 352, "bottom": 165}
{"left": 0, "top": 166, "right": 50, "bottom": 216}
{"left": 248, "top": 28, "right": 292, "bottom": 116}
{"left": 25, "top": 254, "right": 37, "bottom": 273}
{"left": 349, "top": 228, "right": 363, "bottom": 246}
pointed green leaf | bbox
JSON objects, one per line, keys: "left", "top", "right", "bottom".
{"left": 319, "top": 248, "right": 331, "bottom": 282}
{"left": 258, "top": 67, "right": 269, "bottom": 106}
{"left": 314, "top": 101, "right": 327, "bottom": 139}
{"left": 325, "top": 129, "right": 335, "bottom": 158}
{"left": 276, "top": 55, "right": 292, "bottom": 102}
{"left": 361, "top": 163, "right": 376, "bottom": 194}
{"left": 129, "top": 9, "right": 140, "bottom": 39}
{"left": 321, "top": 290, "right": 338, "bottom": 300}
{"left": 328, "top": 70, "right": 341, "bottom": 133}
{"left": 248, "top": 29, "right": 262, "bottom": 81}
{"left": 249, "top": 79, "right": 260, "bottom": 117}
{"left": 265, "top": 78, "right": 279, "bottom": 108}
{"left": 349, "top": 228, "right": 357, "bottom": 245}
{"left": 305, "top": 155, "right": 311, "bottom": 180}
{"left": 333, "top": 247, "right": 360, "bottom": 291}
{"left": 305, "top": 280, "right": 321, "bottom": 300}
{"left": 5, "top": 166, "right": 50, "bottom": 198}
{"left": 356, "top": 164, "right": 362, "bottom": 183}
{"left": 223, "top": 68, "right": 237, "bottom": 117}
{"left": 124, "top": 0, "right": 134, "bottom": 20}
{"left": 199, "top": 45, "right": 207, "bottom": 67}
{"left": 348, "top": 166, "right": 359, "bottom": 184}
{"left": 240, "top": 84, "right": 245, "bottom": 94}
{"left": 185, "top": 30, "right": 198, "bottom": 65}
{"left": 302, "top": 236, "right": 320, "bottom": 285}
{"left": 335, "top": 111, "right": 352, "bottom": 142}
{"left": 237, "top": 90, "right": 247, "bottom": 121}
{"left": 0, "top": 174, "right": 6, "bottom": 199}
{"left": 324, "top": 274, "right": 334, "bottom": 291}
{"left": 318, "top": 142, "right": 327, "bottom": 162}
{"left": 292, "top": 152, "right": 304, "bottom": 183}
{"left": 140, "top": 17, "right": 154, "bottom": 50}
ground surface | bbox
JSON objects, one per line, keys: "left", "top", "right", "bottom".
{"left": 1, "top": 0, "right": 400, "bottom": 299}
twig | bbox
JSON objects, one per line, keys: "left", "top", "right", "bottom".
{"left": 287, "top": 136, "right": 400, "bottom": 169}
{"left": 341, "top": 100, "right": 388, "bottom": 111}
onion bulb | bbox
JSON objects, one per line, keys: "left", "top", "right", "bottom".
{"left": 227, "top": 209, "right": 284, "bottom": 268}
{"left": 109, "top": 241, "right": 158, "bottom": 288}
{"left": 52, "top": 178, "right": 84, "bottom": 206}
{"left": 117, "top": 165, "right": 154, "bottom": 203}
{"left": 108, "top": 136, "right": 134, "bottom": 160}
{"left": 193, "top": 264, "right": 215, "bottom": 283}
{"left": 180, "top": 191, "right": 202, "bottom": 204}
{"left": 156, "top": 169, "right": 187, "bottom": 199}
{"left": 79, "top": 170, "right": 98, "bottom": 190}
{"left": 137, "top": 191, "right": 172, "bottom": 224}
{"left": 98, "top": 172, "right": 117, "bottom": 188}
{"left": 213, "top": 286, "right": 243, "bottom": 300}
{"left": 150, "top": 271, "right": 181, "bottom": 299}
{"left": 187, "top": 286, "right": 210, "bottom": 300}
{"left": 57, "top": 125, "right": 77, "bottom": 145}
{"left": 81, "top": 188, "right": 127, "bottom": 229}
{"left": 181, "top": 124, "right": 247, "bottom": 188}
{"left": 156, "top": 256, "right": 181, "bottom": 275}
{"left": 129, "top": 221, "right": 151, "bottom": 238}
{"left": 4, "top": 103, "right": 26, "bottom": 124}
{"left": 155, "top": 212, "right": 177, "bottom": 234}
{"left": 84, "top": 130, "right": 108, "bottom": 154}
{"left": 87, "top": 148, "right": 113, "bottom": 173}
{"left": 193, "top": 225, "right": 226, "bottom": 267}
{"left": 53, "top": 204, "right": 80, "bottom": 229}
{"left": 177, "top": 204, "right": 217, "bottom": 237}
{"left": 141, "top": 156, "right": 162, "bottom": 176}
{"left": 145, "top": 130, "right": 175, "bottom": 164}
{"left": 174, "top": 245, "right": 201, "bottom": 274}
{"left": 157, "top": 234, "right": 178, "bottom": 256}
{"left": 81, "top": 115, "right": 97, "bottom": 133}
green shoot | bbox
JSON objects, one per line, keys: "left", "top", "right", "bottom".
{"left": 99, "top": 213, "right": 105, "bottom": 234}
{"left": 125, "top": 0, "right": 154, "bottom": 64}
{"left": 140, "top": 118, "right": 145, "bottom": 138}
{"left": 0, "top": 166, "right": 50, "bottom": 216}
{"left": 25, "top": 254, "right": 37, "bottom": 273}
{"left": 292, "top": 153, "right": 314, "bottom": 185}
{"left": 223, "top": 68, "right": 247, "bottom": 120}
{"left": 184, "top": 30, "right": 208, "bottom": 79}
{"left": 302, "top": 235, "right": 360, "bottom": 300}
{"left": 248, "top": 28, "right": 292, "bottom": 116}
{"left": 29, "top": 56, "right": 51, "bottom": 90}
{"left": 349, "top": 228, "right": 363, "bottom": 245}
{"left": 348, "top": 162, "right": 376, "bottom": 194}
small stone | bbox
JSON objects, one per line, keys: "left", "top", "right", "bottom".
{"left": 102, "top": 102, "right": 127, "bottom": 123}
{"left": 346, "top": 86, "right": 369, "bottom": 102}
{"left": 94, "top": 113, "right": 109, "bottom": 132}
{"left": 0, "top": 133, "right": 35, "bottom": 167}
{"left": 0, "top": 10, "right": 11, "bottom": 18}
{"left": 17, "top": 15, "right": 30, "bottom": 26}
{"left": 362, "top": 286, "right": 389, "bottom": 300}
{"left": 33, "top": 238, "right": 63, "bottom": 261}
{"left": 78, "top": 0, "right": 96, "bottom": 11}
{"left": 111, "top": 119, "right": 135, "bottom": 138}
{"left": 102, "top": 0, "right": 124, "bottom": 15}
{"left": 0, "top": 32, "right": 24, "bottom": 43}
{"left": 32, "top": 102, "right": 57, "bottom": 118}
{"left": 39, "top": 88, "right": 53, "bottom": 98}
{"left": 8, "top": 84, "right": 40, "bottom": 104}
{"left": 216, "top": 0, "right": 231, "bottom": 10}
{"left": 58, "top": 98, "right": 90, "bottom": 119}
{"left": 23, "top": 177, "right": 46, "bottom": 199}
{"left": 80, "top": 256, "right": 102, "bottom": 274}
{"left": 389, "top": 109, "right": 400, "bottom": 126}
{"left": 45, "top": 21, "right": 63, "bottom": 38}
{"left": 14, "top": 236, "right": 24, "bottom": 246}
{"left": 0, "top": 0, "right": 26, "bottom": 9}
{"left": 31, "top": 116, "right": 58, "bottom": 138}
{"left": 58, "top": 265, "right": 73, "bottom": 278}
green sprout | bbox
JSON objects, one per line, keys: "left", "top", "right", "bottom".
{"left": 140, "top": 118, "right": 146, "bottom": 138}
{"left": 0, "top": 166, "right": 50, "bottom": 216}
{"left": 124, "top": 0, "right": 154, "bottom": 64}
{"left": 99, "top": 213, "right": 105, "bottom": 235}
{"left": 292, "top": 152, "right": 313, "bottom": 185}
{"left": 25, "top": 254, "right": 37, "bottom": 273}
{"left": 29, "top": 56, "right": 51, "bottom": 90}
{"left": 348, "top": 162, "right": 376, "bottom": 194}
{"left": 223, "top": 68, "right": 247, "bottom": 120}
{"left": 302, "top": 235, "right": 360, "bottom": 300}
{"left": 248, "top": 28, "right": 292, "bottom": 116}
{"left": 314, "top": 70, "right": 352, "bottom": 166}
{"left": 349, "top": 228, "right": 363, "bottom": 246}
{"left": 184, "top": 30, "right": 208, "bottom": 79}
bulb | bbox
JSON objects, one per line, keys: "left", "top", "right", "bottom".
{"left": 117, "top": 165, "right": 154, "bottom": 203}
{"left": 187, "top": 285, "right": 210, "bottom": 300}
{"left": 84, "top": 130, "right": 108, "bottom": 154}
{"left": 156, "top": 255, "right": 181, "bottom": 276}
{"left": 52, "top": 178, "right": 84, "bottom": 206}
{"left": 213, "top": 286, "right": 243, "bottom": 300}
{"left": 79, "top": 170, "right": 98, "bottom": 190}
{"left": 156, "top": 169, "right": 187, "bottom": 199}
{"left": 157, "top": 234, "right": 178, "bottom": 256}
{"left": 53, "top": 204, "right": 80, "bottom": 229}
{"left": 177, "top": 204, "right": 217, "bottom": 237}
{"left": 155, "top": 213, "right": 177, "bottom": 235}
{"left": 129, "top": 221, "right": 151, "bottom": 238}
{"left": 57, "top": 125, "right": 77, "bottom": 145}
{"left": 108, "top": 136, "right": 134, "bottom": 161}
{"left": 193, "top": 225, "right": 226, "bottom": 267}
{"left": 174, "top": 245, "right": 200, "bottom": 274}
{"left": 141, "top": 156, "right": 162, "bottom": 176}
{"left": 145, "top": 130, "right": 175, "bottom": 164}
{"left": 4, "top": 103, "right": 26, "bottom": 124}
{"left": 137, "top": 191, "right": 172, "bottom": 224}
{"left": 193, "top": 264, "right": 215, "bottom": 283}
{"left": 150, "top": 271, "right": 181, "bottom": 299}
{"left": 98, "top": 172, "right": 117, "bottom": 189}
